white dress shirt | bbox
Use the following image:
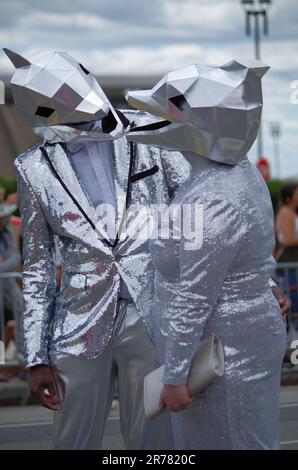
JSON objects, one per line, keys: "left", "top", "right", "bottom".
{"left": 69, "top": 138, "right": 131, "bottom": 300}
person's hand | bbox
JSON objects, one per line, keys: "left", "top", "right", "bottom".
{"left": 28, "top": 365, "right": 61, "bottom": 411}
{"left": 159, "top": 384, "right": 192, "bottom": 412}
{"left": 272, "top": 286, "right": 291, "bottom": 325}
{"left": 0, "top": 255, "right": 4, "bottom": 262}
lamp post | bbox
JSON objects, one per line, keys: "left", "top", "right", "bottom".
{"left": 240, "top": 0, "right": 272, "bottom": 159}
{"left": 270, "top": 122, "right": 281, "bottom": 179}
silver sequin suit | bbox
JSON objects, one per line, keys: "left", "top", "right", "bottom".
{"left": 150, "top": 156, "right": 287, "bottom": 450}
{"left": 15, "top": 110, "right": 190, "bottom": 369}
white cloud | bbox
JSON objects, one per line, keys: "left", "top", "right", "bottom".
{"left": 163, "top": 0, "right": 241, "bottom": 35}
{"left": 20, "top": 12, "right": 112, "bottom": 30}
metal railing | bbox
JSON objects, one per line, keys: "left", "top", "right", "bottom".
{"left": 276, "top": 263, "right": 298, "bottom": 373}
{"left": 0, "top": 266, "right": 298, "bottom": 368}
{"left": 276, "top": 262, "right": 298, "bottom": 324}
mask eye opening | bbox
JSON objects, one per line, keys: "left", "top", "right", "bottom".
{"left": 79, "top": 63, "right": 90, "bottom": 75}
{"left": 169, "top": 94, "right": 187, "bottom": 111}
{"left": 35, "top": 106, "right": 55, "bottom": 118}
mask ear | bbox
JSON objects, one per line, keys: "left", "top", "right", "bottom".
{"left": 220, "top": 59, "right": 270, "bottom": 78}
{"left": 3, "top": 48, "right": 30, "bottom": 68}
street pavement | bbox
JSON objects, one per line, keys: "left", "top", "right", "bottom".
{"left": 0, "top": 386, "right": 297, "bottom": 450}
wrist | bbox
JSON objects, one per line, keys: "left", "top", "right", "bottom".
{"left": 163, "top": 373, "right": 188, "bottom": 387}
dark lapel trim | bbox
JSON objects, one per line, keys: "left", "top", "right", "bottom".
{"left": 40, "top": 142, "right": 135, "bottom": 250}
{"left": 113, "top": 141, "right": 135, "bottom": 247}
{"left": 40, "top": 144, "right": 115, "bottom": 249}
{"left": 131, "top": 164, "right": 159, "bottom": 183}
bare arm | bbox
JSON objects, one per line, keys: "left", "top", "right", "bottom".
{"left": 278, "top": 210, "right": 298, "bottom": 246}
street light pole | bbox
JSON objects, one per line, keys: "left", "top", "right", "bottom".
{"left": 271, "top": 122, "right": 281, "bottom": 178}
{"left": 254, "top": 9, "right": 261, "bottom": 60}
{"left": 241, "top": 0, "right": 272, "bottom": 160}
{"left": 254, "top": 10, "right": 263, "bottom": 158}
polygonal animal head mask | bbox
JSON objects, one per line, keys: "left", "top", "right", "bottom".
{"left": 3, "top": 48, "right": 126, "bottom": 143}
{"left": 126, "top": 59, "right": 269, "bottom": 165}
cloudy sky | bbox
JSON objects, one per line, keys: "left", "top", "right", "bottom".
{"left": 0, "top": 0, "right": 297, "bottom": 178}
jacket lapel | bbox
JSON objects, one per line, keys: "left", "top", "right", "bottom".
{"left": 112, "top": 137, "right": 134, "bottom": 239}
{"left": 42, "top": 143, "right": 112, "bottom": 248}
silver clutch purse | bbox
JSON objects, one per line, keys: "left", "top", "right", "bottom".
{"left": 144, "top": 334, "right": 225, "bottom": 419}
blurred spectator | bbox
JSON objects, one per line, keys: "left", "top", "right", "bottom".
{"left": 0, "top": 203, "right": 23, "bottom": 370}
{"left": 0, "top": 186, "right": 5, "bottom": 203}
{"left": 5, "top": 193, "right": 18, "bottom": 206}
{"left": 275, "top": 184, "right": 298, "bottom": 259}
{"left": 275, "top": 183, "right": 298, "bottom": 330}
{"left": 6, "top": 192, "right": 22, "bottom": 248}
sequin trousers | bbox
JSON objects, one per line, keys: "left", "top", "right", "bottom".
{"left": 150, "top": 157, "right": 288, "bottom": 450}
{"left": 50, "top": 299, "right": 173, "bottom": 450}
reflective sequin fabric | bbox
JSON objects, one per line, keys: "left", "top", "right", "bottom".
{"left": 15, "top": 109, "right": 191, "bottom": 368}
{"left": 150, "top": 155, "right": 288, "bottom": 450}
{"left": 50, "top": 299, "right": 172, "bottom": 450}
{"left": 126, "top": 59, "right": 269, "bottom": 166}
{"left": 3, "top": 48, "right": 126, "bottom": 143}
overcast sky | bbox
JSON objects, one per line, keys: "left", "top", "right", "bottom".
{"left": 0, "top": 0, "right": 297, "bottom": 178}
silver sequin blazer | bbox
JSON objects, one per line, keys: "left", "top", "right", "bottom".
{"left": 15, "top": 110, "right": 191, "bottom": 368}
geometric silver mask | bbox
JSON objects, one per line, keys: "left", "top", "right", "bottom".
{"left": 126, "top": 59, "right": 269, "bottom": 165}
{"left": 3, "top": 48, "right": 126, "bottom": 143}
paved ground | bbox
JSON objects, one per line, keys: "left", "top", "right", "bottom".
{"left": 0, "top": 399, "right": 124, "bottom": 450}
{"left": 279, "top": 386, "right": 298, "bottom": 450}
{"left": 0, "top": 386, "right": 297, "bottom": 450}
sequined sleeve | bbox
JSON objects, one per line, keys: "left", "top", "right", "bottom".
{"left": 160, "top": 150, "right": 192, "bottom": 197}
{"left": 162, "top": 196, "right": 247, "bottom": 386}
{"left": 16, "top": 161, "right": 56, "bottom": 368}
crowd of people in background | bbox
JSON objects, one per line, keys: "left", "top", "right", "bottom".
{"left": 275, "top": 184, "right": 298, "bottom": 332}
{"left": 0, "top": 186, "right": 23, "bottom": 381}
{"left": 0, "top": 179, "right": 298, "bottom": 381}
